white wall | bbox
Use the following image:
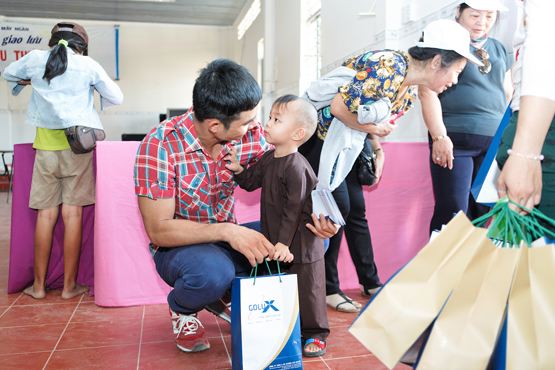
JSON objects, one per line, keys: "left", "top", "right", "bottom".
{"left": 320, "top": 0, "right": 386, "bottom": 74}
{"left": 232, "top": 0, "right": 303, "bottom": 122}
{"left": 1, "top": 0, "right": 516, "bottom": 150}
{"left": 234, "top": 4, "right": 264, "bottom": 79}
{"left": 0, "top": 17, "right": 228, "bottom": 148}
{"left": 273, "top": 0, "right": 302, "bottom": 96}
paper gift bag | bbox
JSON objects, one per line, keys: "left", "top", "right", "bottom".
{"left": 416, "top": 240, "right": 520, "bottom": 370}
{"left": 501, "top": 243, "right": 555, "bottom": 369}
{"left": 349, "top": 212, "right": 487, "bottom": 369}
{"left": 231, "top": 273, "right": 302, "bottom": 370}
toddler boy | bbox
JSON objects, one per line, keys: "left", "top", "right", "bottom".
{"left": 225, "top": 94, "right": 328, "bottom": 357}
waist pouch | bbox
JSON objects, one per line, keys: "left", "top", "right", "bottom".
{"left": 65, "top": 126, "right": 105, "bottom": 154}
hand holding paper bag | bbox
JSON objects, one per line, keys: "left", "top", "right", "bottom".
{"left": 350, "top": 199, "right": 555, "bottom": 370}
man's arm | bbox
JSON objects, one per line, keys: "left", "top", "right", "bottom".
{"left": 137, "top": 195, "right": 275, "bottom": 266}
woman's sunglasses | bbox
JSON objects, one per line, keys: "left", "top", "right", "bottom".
{"left": 474, "top": 48, "right": 491, "bottom": 74}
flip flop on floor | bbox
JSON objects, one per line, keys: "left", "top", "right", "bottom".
{"left": 344, "top": 293, "right": 362, "bottom": 309}
{"left": 360, "top": 284, "right": 382, "bottom": 298}
{"left": 326, "top": 292, "right": 361, "bottom": 313}
{"left": 303, "top": 338, "right": 326, "bottom": 357}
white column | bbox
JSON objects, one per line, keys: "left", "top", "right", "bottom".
{"left": 262, "top": 0, "right": 276, "bottom": 123}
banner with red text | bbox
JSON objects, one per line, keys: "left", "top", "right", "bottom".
{"left": 0, "top": 22, "right": 118, "bottom": 79}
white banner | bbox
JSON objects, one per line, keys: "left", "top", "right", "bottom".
{"left": 0, "top": 22, "right": 118, "bottom": 79}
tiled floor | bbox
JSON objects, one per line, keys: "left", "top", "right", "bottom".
{"left": 0, "top": 191, "right": 412, "bottom": 370}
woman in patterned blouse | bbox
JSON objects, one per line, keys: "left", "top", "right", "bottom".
{"left": 300, "top": 19, "right": 484, "bottom": 313}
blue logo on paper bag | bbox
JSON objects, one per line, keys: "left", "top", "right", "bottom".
{"left": 262, "top": 300, "right": 279, "bottom": 313}
{"left": 248, "top": 300, "right": 279, "bottom": 312}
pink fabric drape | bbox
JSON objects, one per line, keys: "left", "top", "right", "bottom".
{"left": 9, "top": 141, "right": 434, "bottom": 306}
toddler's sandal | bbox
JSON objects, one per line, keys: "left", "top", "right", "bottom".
{"left": 302, "top": 338, "right": 326, "bottom": 357}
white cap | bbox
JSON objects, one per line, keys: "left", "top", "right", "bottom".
{"left": 463, "top": 0, "right": 508, "bottom": 11}
{"left": 416, "top": 19, "right": 484, "bottom": 66}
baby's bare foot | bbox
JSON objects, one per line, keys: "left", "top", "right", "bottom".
{"left": 23, "top": 285, "right": 46, "bottom": 300}
{"left": 61, "top": 284, "right": 90, "bottom": 300}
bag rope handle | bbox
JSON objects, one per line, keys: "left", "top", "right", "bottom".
{"left": 472, "top": 197, "right": 555, "bottom": 247}
{"left": 250, "top": 259, "right": 282, "bottom": 285}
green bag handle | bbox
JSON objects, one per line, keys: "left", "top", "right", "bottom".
{"left": 249, "top": 259, "right": 282, "bottom": 285}
{"left": 472, "top": 197, "right": 555, "bottom": 248}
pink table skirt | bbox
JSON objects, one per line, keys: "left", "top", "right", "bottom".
{"left": 337, "top": 142, "right": 435, "bottom": 291}
{"left": 9, "top": 141, "right": 434, "bottom": 307}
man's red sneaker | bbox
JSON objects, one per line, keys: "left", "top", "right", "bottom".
{"left": 170, "top": 308, "right": 210, "bottom": 353}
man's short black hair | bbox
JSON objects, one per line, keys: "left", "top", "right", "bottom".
{"left": 193, "top": 58, "right": 262, "bottom": 129}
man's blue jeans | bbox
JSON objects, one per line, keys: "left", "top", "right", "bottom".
{"left": 153, "top": 221, "right": 260, "bottom": 315}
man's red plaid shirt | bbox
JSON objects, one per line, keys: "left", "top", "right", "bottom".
{"left": 134, "top": 110, "right": 269, "bottom": 224}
